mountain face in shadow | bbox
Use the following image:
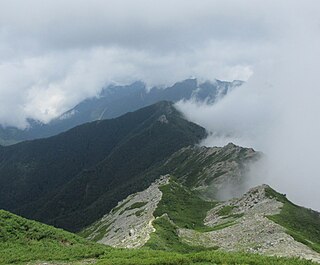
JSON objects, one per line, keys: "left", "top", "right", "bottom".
{"left": 0, "top": 101, "right": 206, "bottom": 231}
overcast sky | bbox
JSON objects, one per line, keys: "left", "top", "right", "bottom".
{"left": 1, "top": 0, "right": 320, "bottom": 209}
{"left": 0, "top": 0, "right": 293, "bottom": 127}
{"left": 176, "top": 0, "right": 320, "bottom": 209}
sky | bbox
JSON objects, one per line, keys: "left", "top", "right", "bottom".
{"left": 1, "top": 1, "right": 320, "bottom": 208}
{"left": 176, "top": 1, "right": 320, "bottom": 209}
{"left": 0, "top": 0, "right": 282, "bottom": 128}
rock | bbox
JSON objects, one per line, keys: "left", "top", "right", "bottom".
{"left": 83, "top": 175, "right": 170, "bottom": 248}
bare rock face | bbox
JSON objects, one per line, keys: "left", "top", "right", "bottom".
{"left": 158, "top": 115, "right": 169, "bottom": 124}
{"left": 82, "top": 175, "right": 169, "bottom": 248}
{"left": 163, "top": 143, "right": 260, "bottom": 200}
{"left": 179, "top": 185, "right": 320, "bottom": 263}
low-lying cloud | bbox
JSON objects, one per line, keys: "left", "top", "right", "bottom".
{"left": 0, "top": 0, "right": 283, "bottom": 127}
{"left": 1, "top": 1, "right": 320, "bottom": 211}
{"left": 176, "top": 1, "right": 320, "bottom": 210}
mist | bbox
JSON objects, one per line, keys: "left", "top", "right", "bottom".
{"left": 1, "top": 1, "right": 320, "bottom": 209}
{"left": 0, "top": 0, "right": 279, "bottom": 128}
{"left": 176, "top": 2, "right": 320, "bottom": 210}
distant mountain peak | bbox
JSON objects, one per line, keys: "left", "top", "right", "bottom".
{"left": 0, "top": 78, "right": 243, "bottom": 145}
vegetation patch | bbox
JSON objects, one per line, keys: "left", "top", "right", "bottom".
{"left": 127, "top": 202, "right": 148, "bottom": 211}
{"left": 266, "top": 187, "right": 320, "bottom": 253}
{"left": 209, "top": 220, "right": 237, "bottom": 231}
{"left": 96, "top": 248, "right": 317, "bottom": 265}
{"left": 0, "top": 210, "right": 107, "bottom": 264}
{"left": 0, "top": 209, "right": 317, "bottom": 265}
{"left": 153, "top": 180, "right": 217, "bottom": 231}
{"left": 217, "top": 205, "right": 235, "bottom": 216}
{"left": 144, "top": 215, "right": 216, "bottom": 253}
{"left": 119, "top": 201, "right": 148, "bottom": 215}
{"left": 135, "top": 209, "right": 145, "bottom": 217}
{"left": 222, "top": 213, "right": 244, "bottom": 219}
{"left": 111, "top": 201, "right": 129, "bottom": 214}
{"left": 91, "top": 223, "right": 113, "bottom": 242}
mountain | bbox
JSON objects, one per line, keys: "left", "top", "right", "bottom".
{"left": 0, "top": 209, "right": 107, "bottom": 264}
{"left": 0, "top": 101, "right": 206, "bottom": 232}
{"left": 1, "top": 209, "right": 315, "bottom": 265}
{"left": 150, "top": 143, "right": 260, "bottom": 200}
{"left": 2, "top": 97, "right": 318, "bottom": 264}
{"left": 81, "top": 175, "right": 320, "bottom": 262}
{"left": 79, "top": 143, "right": 261, "bottom": 248}
{"left": 0, "top": 78, "right": 242, "bottom": 145}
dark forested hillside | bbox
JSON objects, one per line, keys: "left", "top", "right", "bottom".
{"left": 0, "top": 101, "right": 206, "bottom": 231}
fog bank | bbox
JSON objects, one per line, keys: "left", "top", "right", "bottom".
{"left": 176, "top": 2, "right": 320, "bottom": 209}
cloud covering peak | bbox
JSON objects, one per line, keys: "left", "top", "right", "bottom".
{"left": 176, "top": 0, "right": 320, "bottom": 210}
{"left": 0, "top": 0, "right": 289, "bottom": 127}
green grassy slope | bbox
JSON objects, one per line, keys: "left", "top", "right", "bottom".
{"left": 0, "top": 210, "right": 107, "bottom": 264}
{"left": 143, "top": 179, "right": 218, "bottom": 252}
{"left": 266, "top": 187, "right": 320, "bottom": 253}
{"left": 153, "top": 180, "right": 216, "bottom": 231}
{"left": 96, "top": 249, "right": 316, "bottom": 265}
{"left": 1, "top": 199, "right": 318, "bottom": 265}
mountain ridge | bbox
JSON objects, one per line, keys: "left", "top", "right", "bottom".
{"left": 0, "top": 78, "right": 242, "bottom": 145}
{"left": 0, "top": 101, "right": 206, "bottom": 231}
{"left": 81, "top": 174, "right": 320, "bottom": 263}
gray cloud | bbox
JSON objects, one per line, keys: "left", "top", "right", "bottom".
{"left": 176, "top": 1, "right": 320, "bottom": 210}
{"left": 0, "top": 0, "right": 318, "bottom": 129}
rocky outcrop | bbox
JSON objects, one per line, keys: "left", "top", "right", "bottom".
{"left": 82, "top": 175, "right": 169, "bottom": 248}
{"left": 179, "top": 185, "right": 320, "bottom": 263}
{"left": 162, "top": 143, "right": 260, "bottom": 200}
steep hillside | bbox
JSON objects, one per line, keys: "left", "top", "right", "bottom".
{"left": 1, "top": 189, "right": 318, "bottom": 265}
{"left": 80, "top": 143, "right": 260, "bottom": 249}
{"left": 0, "top": 78, "right": 242, "bottom": 144}
{"left": 0, "top": 101, "right": 206, "bottom": 231}
{"left": 80, "top": 176, "right": 170, "bottom": 248}
{"left": 0, "top": 210, "right": 107, "bottom": 264}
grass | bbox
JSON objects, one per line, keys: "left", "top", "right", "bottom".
{"left": 95, "top": 248, "right": 317, "bottom": 265}
{"left": 135, "top": 209, "right": 145, "bottom": 217}
{"left": 265, "top": 187, "right": 320, "bottom": 253}
{"left": 0, "top": 210, "right": 107, "bottom": 264}
{"left": 209, "top": 220, "right": 237, "bottom": 231}
{"left": 217, "top": 205, "right": 235, "bottom": 216}
{"left": 111, "top": 200, "right": 128, "bottom": 214}
{"left": 119, "top": 201, "right": 148, "bottom": 215}
{"left": 0, "top": 208, "right": 318, "bottom": 265}
{"left": 153, "top": 180, "right": 217, "bottom": 231}
{"left": 144, "top": 215, "right": 214, "bottom": 253}
{"left": 222, "top": 213, "right": 244, "bottom": 219}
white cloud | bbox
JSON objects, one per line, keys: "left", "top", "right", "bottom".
{"left": 0, "top": 0, "right": 284, "bottom": 127}
{"left": 0, "top": 0, "right": 319, "bottom": 211}
{"left": 176, "top": 1, "right": 320, "bottom": 210}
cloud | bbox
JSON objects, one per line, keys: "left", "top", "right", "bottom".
{"left": 0, "top": 0, "right": 319, "bottom": 211}
{"left": 176, "top": 1, "right": 320, "bottom": 210}
{"left": 0, "top": 0, "right": 283, "bottom": 127}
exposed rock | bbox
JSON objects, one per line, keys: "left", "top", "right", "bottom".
{"left": 179, "top": 185, "right": 320, "bottom": 263}
{"left": 163, "top": 143, "right": 260, "bottom": 200}
{"left": 82, "top": 175, "right": 169, "bottom": 248}
{"left": 158, "top": 115, "right": 169, "bottom": 124}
